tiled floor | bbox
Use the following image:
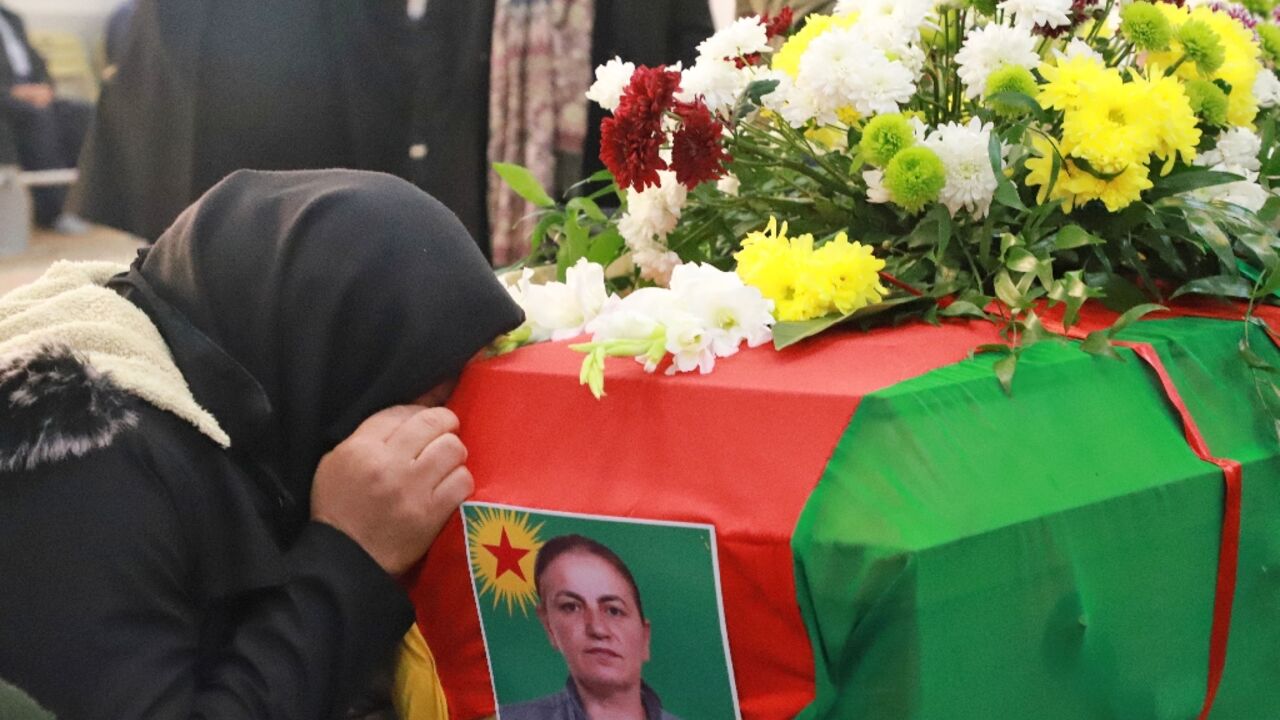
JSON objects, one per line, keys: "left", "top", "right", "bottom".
{"left": 0, "top": 225, "right": 144, "bottom": 296}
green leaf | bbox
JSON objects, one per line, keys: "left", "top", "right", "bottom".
{"left": 1147, "top": 169, "right": 1245, "bottom": 200}
{"left": 493, "top": 162, "right": 556, "bottom": 208}
{"left": 1054, "top": 224, "right": 1106, "bottom": 250}
{"left": 985, "top": 91, "right": 1043, "bottom": 117}
{"left": 556, "top": 213, "right": 591, "bottom": 280}
{"left": 938, "top": 300, "right": 989, "bottom": 320}
{"left": 1109, "top": 303, "right": 1165, "bottom": 336}
{"left": 772, "top": 297, "right": 930, "bottom": 350}
{"left": 994, "top": 270, "right": 1023, "bottom": 309}
{"left": 745, "top": 79, "right": 781, "bottom": 105}
{"left": 1005, "top": 246, "right": 1040, "bottom": 273}
{"left": 993, "top": 353, "right": 1018, "bottom": 395}
{"left": 566, "top": 196, "right": 609, "bottom": 223}
{"left": 1081, "top": 330, "right": 1123, "bottom": 360}
{"left": 1184, "top": 210, "right": 1238, "bottom": 272}
{"left": 585, "top": 228, "right": 625, "bottom": 267}
{"left": 1171, "top": 274, "right": 1255, "bottom": 300}
{"left": 989, "top": 132, "right": 1026, "bottom": 211}
{"left": 1239, "top": 337, "right": 1277, "bottom": 372}
{"left": 528, "top": 212, "right": 563, "bottom": 256}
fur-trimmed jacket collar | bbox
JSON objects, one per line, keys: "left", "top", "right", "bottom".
{"left": 0, "top": 262, "right": 228, "bottom": 473}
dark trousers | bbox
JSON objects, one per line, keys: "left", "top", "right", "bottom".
{"left": 0, "top": 97, "right": 92, "bottom": 226}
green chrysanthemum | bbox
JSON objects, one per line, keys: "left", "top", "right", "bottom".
{"left": 859, "top": 114, "right": 915, "bottom": 167}
{"left": 1258, "top": 23, "right": 1280, "bottom": 66}
{"left": 1242, "top": 0, "right": 1276, "bottom": 15}
{"left": 985, "top": 65, "right": 1039, "bottom": 118}
{"left": 1120, "top": 2, "right": 1172, "bottom": 52}
{"left": 1183, "top": 79, "right": 1229, "bottom": 127}
{"left": 1178, "top": 20, "right": 1226, "bottom": 76}
{"left": 884, "top": 147, "right": 946, "bottom": 213}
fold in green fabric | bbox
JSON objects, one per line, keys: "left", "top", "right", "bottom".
{"left": 793, "top": 317, "right": 1280, "bottom": 718}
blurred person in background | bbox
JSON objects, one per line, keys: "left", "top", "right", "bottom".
{"left": 0, "top": 2, "right": 93, "bottom": 233}
{"left": 411, "top": 0, "right": 713, "bottom": 264}
{"left": 70, "top": 0, "right": 414, "bottom": 242}
{"left": 101, "top": 0, "right": 137, "bottom": 80}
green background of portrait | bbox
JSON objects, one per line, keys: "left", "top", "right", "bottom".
{"left": 464, "top": 505, "right": 739, "bottom": 719}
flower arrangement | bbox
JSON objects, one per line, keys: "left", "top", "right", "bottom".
{"left": 496, "top": 0, "right": 1280, "bottom": 399}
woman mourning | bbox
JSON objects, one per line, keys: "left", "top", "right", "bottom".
{"left": 0, "top": 170, "right": 523, "bottom": 718}
{"left": 70, "top": 0, "right": 414, "bottom": 241}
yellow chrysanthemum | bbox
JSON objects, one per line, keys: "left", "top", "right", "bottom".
{"left": 1148, "top": 4, "right": 1261, "bottom": 127}
{"left": 1132, "top": 72, "right": 1200, "bottom": 173}
{"left": 1060, "top": 162, "right": 1153, "bottom": 212}
{"left": 735, "top": 218, "right": 886, "bottom": 321}
{"left": 1038, "top": 53, "right": 1115, "bottom": 112}
{"left": 735, "top": 217, "right": 808, "bottom": 308}
{"left": 1025, "top": 135, "right": 1153, "bottom": 213}
{"left": 812, "top": 234, "right": 888, "bottom": 315}
{"left": 772, "top": 13, "right": 860, "bottom": 79}
{"left": 1060, "top": 74, "right": 1154, "bottom": 174}
{"left": 1025, "top": 135, "right": 1082, "bottom": 211}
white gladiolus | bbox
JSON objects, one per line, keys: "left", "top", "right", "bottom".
{"left": 669, "top": 263, "right": 775, "bottom": 358}
{"left": 517, "top": 259, "right": 609, "bottom": 342}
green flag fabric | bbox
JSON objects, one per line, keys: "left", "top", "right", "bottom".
{"left": 793, "top": 317, "right": 1280, "bottom": 718}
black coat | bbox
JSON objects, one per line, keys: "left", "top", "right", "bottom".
{"left": 0, "top": 170, "right": 524, "bottom": 719}
{"left": 0, "top": 354, "right": 412, "bottom": 719}
{"left": 70, "top": 0, "right": 415, "bottom": 241}
{"left": 411, "top": 0, "right": 714, "bottom": 257}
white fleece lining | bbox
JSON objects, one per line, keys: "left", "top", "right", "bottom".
{"left": 0, "top": 261, "right": 230, "bottom": 448}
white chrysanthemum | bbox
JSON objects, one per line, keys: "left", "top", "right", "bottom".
{"left": 1058, "top": 38, "right": 1104, "bottom": 62}
{"left": 618, "top": 171, "right": 688, "bottom": 286}
{"left": 633, "top": 246, "right": 683, "bottom": 286}
{"left": 1193, "top": 178, "right": 1271, "bottom": 211}
{"left": 998, "top": 0, "right": 1073, "bottom": 28}
{"left": 1255, "top": 71, "right": 1280, "bottom": 110}
{"left": 518, "top": 259, "right": 609, "bottom": 342}
{"left": 1200, "top": 128, "right": 1262, "bottom": 174}
{"left": 1193, "top": 127, "right": 1270, "bottom": 211}
{"left": 863, "top": 169, "right": 892, "bottom": 203}
{"left": 954, "top": 23, "right": 1039, "bottom": 99}
{"left": 679, "top": 59, "right": 750, "bottom": 114}
{"left": 797, "top": 28, "right": 915, "bottom": 122}
{"left": 921, "top": 118, "right": 1001, "bottom": 218}
{"left": 586, "top": 57, "right": 636, "bottom": 112}
{"left": 669, "top": 263, "right": 774, "bottom": 357}
{"left": 618, "top": 171, "right": 687, "bottom": 245}
{"left": 717, "top": 173, "right": 741, "bottom": 196}
{"left": 696, "top": 16, "right": 772, "bottom": 64}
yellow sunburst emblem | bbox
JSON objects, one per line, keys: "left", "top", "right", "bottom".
{"left": 466, "top": 506, "right": 544, "bottom": 616}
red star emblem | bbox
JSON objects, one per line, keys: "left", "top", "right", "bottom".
{"left": 483, "top": 527, "right": 531, "bottom": 581}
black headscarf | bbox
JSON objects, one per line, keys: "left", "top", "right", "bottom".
{"left": 112, "top": 169, "right": 523, "bottom": 536}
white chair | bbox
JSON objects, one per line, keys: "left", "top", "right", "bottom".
{"left": 0, "top": 165, "right": 31, "bottom": 257}
{"left": 0, "top": 167, "right": 81, "bottom": 256}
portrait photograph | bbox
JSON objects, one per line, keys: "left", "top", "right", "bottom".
{"left": 462, "top": 503, "right": 741, "bottom": 720}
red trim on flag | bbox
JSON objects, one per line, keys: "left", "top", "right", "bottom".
{"left": 1118, "top": 343, "right": 1242, "bottom": 720}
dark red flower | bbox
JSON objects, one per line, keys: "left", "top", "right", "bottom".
{"left": 671, "top": 101, "right": 731, "bottom": 189}
{"left": 616, "top": 65, "right": 682, "bottom": 123}
{"left": 599, "top": 65, "right": 683, "bottom": 191}
{"left": 761, "top": 7, "right": 794, "bottom": 40}
{"left": 600, "top": 111, "right": 667, "bottom": 191}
